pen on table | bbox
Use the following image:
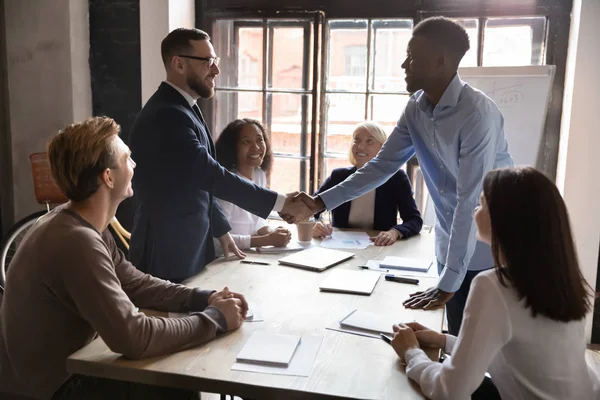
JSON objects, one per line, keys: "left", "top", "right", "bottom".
{"left": 240, "top": 260, "right": 270, "bottom": 266}
{"left": 380, "top": 333, "right": 393, "bottom": 345}
{"left": 384, "top": 274, "right": 419, "bottom": 285}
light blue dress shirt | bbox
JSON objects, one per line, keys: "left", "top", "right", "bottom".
{"left": 319, "top": 74, "right": 513, "bottom": 292}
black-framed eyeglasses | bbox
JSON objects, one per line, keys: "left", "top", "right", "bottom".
{"left": 177, "top": 55, "right": 220, "bottom": 68}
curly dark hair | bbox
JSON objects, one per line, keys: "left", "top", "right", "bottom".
{"left": 215, "top": 119, "right": 273, "bottom": 173}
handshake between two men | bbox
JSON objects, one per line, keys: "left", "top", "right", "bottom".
{"left": 278, "top": 192, "right": 325, "bottom": 224}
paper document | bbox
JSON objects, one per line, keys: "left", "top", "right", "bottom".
{"left": 319, "top": 269, "right": 381, "bottom": 295}
{"left": 321, "top": 230, "right": 373, "bottom": 250}
{"left": 232, "top": 335, "right": 322, "bottom": 377}
{"left": 236, "top": 332, "right": 301, "bottom": 367}
{"left": 379, "top": 256, "right": 432, "bottom": 272}
{"left": 365, "top": 259, "right": 438, "bottom": 278}
{"left": 339, "top": 309, "right": 399, "bottom": 335}
{"left": 256, "top": 241, "right": 311, "bottom": 253}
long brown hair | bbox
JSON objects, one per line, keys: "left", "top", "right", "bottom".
{"left": 483, "top": 167, "right": 592, "bottom": 322}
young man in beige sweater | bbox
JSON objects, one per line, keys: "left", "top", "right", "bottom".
{"left": 0, "top": 116, "right": 247, "bottom": 400}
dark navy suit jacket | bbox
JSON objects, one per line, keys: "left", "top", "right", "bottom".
{"left": 314, "top": 166, "right": 423, "bottom": 238}
{"left": 129, "top": 83, "right": 277, "bottom": 281}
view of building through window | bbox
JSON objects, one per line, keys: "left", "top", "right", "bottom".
{"left": 211, "top": 16, "right": 546, "bottom": 198}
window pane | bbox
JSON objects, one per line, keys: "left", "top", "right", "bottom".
{"left": 483, "top": 17, "right": 546, "bottom": 66}
{"left": 452, "top": 19, "right": 479, "bottom": 67}
{"left": 325, "top": 93, "right": 366, "bottom": 154}
{"left": 270, "top": 93, "right": 313, "bottom": 155}
{"left": 214, "top": 91, "right": 263, "bottom": 139}
{"left": 272, "top": 24, "right": 312, "bottom": 89}
{"left": 327, "top": 20, "right": 368, "bottom": 91}
{"left": 372, "top": 20, "right": 413, "bottom": 92}
{"left": 369, "top": 94, "right": 410, "bottom": 134}
{"left": 269, "top": 157, "right": 307, "bottom": 193}
{"left": 213, "top": 20, "right": 263, "bottom": 89}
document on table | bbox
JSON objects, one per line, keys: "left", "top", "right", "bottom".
{"left": 364, "top": 259, "right": 439, "bottom": 278}
{"left": 168, "top": 309, "right": 263, "bottom": 322}
{"left": 256, "top": 241, "right": 312, "bottom": 253}
{"left": 231, "top": 335, "right": 323, "bottom": 376}
{"left": 236, "top": 332, "right": 301, "bottom": 367}
{"left": 320, "top": 230, "right": 373, "bottom": 249}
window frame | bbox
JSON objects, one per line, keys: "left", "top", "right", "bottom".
{"left": 198, "top": 0, "right": 572, "bottom": 186}
{"left": 204, "top": 12, "right": 323, "bottom": 194}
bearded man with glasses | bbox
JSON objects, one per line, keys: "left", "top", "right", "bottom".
{"left": 129, "top": 28, "right": 312, "bottom": 283}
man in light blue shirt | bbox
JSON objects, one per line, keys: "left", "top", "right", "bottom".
{"left": 292, "top": 17, "right": 513, "bottom": 335}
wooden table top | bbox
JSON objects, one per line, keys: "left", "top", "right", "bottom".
{"left": 67, "top": 231, "right": 442, "bottom": 400}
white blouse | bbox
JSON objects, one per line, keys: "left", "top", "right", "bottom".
{"left": 405, "top": 269, "right": 600, "bottom": 400}
{"left": 347, "top": 190, "right": 376, "bottom": 229}
{"left": 215, "top": 168, "right": 267, "bottom": 250}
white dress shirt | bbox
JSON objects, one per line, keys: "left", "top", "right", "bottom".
{"left": 404, "top": 269, "right": 600, "bottom": 400}
{"left": 215, "top": 168, "right": 268, "bottom": 250}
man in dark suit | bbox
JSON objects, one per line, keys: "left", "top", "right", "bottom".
{"left": 129, "top": 28, "right": 311, "bottom": 282}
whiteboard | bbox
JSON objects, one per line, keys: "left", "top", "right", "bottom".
{"left": 458, "top": 65, "right": 555, "bottom": 166}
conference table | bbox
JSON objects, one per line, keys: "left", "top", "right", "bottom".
{"left": 67, "top": 229, "right": 443, "bottom": 400}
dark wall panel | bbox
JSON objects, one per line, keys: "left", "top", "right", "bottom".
{"left": 89, "top": 0, "right": 141, "bottom": 233}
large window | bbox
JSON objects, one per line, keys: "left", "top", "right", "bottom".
{"left": 207, "top": 12, "right": 551, "bottom": 197}
{"left": 212, "top": 19, "right": 317, "bottom": 195}
{"left": 323, "top": 19, "right": 412, "bottom": 181}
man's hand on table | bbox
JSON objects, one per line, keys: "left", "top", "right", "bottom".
{"left": 209, "top": 286, "right": 249, "bottom": 319}
{"left": 403, "top": 286, "right": 454, "bottom": 310}
{"left": 212, "top": 297, "right": 245, "bottom": 331}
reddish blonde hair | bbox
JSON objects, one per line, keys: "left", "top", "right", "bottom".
{"left": 48, "top": 116, "right": 120, "bottom": 202}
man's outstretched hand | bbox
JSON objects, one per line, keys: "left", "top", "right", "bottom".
{"left": 402, "top": 286, "right": 455, "bottom": 310}
{"left": 278, "top": 192, "right": 325, "bottom": 224}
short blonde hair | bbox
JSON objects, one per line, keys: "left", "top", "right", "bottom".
{"left": 348, "top": 121, "right": 387, "bottom": 166}
{"left": 48, "top": 116, "right": 120, "bottom": 202}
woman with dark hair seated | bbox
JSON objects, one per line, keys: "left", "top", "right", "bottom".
{"left": 215, "top": 119, "right": 291, "bottom": 250}
{"left": 391, "top": 166, "right": 600, "bottom": 400}
{"left": 313, "top": 121, "right": 422, "bottom": 246}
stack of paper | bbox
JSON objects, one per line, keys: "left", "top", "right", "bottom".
{"left": 256, "top": 241, "right": 311, "bottom": 253}
{"left": 319, "top": 269, "right": 381, "bottom": 295}
{"left": 339, "top": 309, "right": 398, "bottom": 335}
{"left": 321, "top": 231, "right": 373, "bottom": 249}
{"left": 236, "top": 332, "right": 301, "bottom": 367}
{"left": 378, "top": 256, "right": 432, "bottom": 272}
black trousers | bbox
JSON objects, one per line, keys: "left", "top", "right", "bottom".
{"left": 473, "top": 376, "right": 502, "bottom": 399}
{"left": 51, "top": 374, "right": 201, "bottom": 400}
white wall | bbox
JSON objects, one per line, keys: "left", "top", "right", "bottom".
{"left": 4, "top": 0, "right": 92, "bottom": 220}
{"left": 140, "top": 0, "right": 195, "bottom": 105}
{"left": 556, "top": 0, "right": 600, "bottom": 342}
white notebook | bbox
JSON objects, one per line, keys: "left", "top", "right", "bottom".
{"left": 236, "top": 332, "right": 301, "bottom": 367}
{"left": 378, "top": 256, "right": 432, "bottom": 272}
{"left": 339, "top": 309, "right": 399, "bottom": 335}
{"left": 319, "top": 269, "right": 381, "bottom": 295}
{"left": 256, "top": 241, "right": 311, "bottom": 253}
{"left": 278, "top": 248, "right": 354, "bottom": 272}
